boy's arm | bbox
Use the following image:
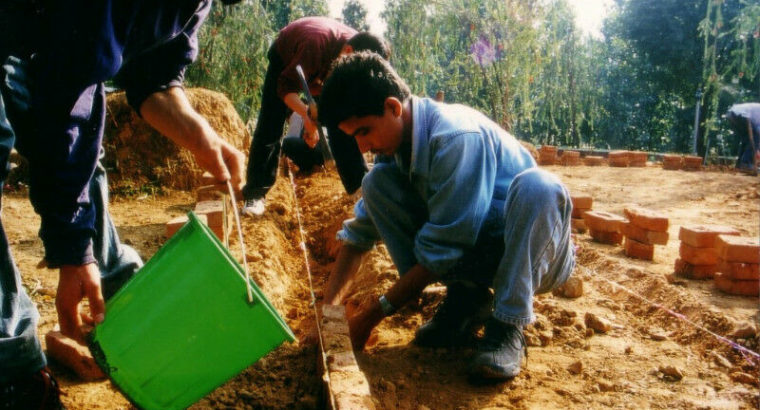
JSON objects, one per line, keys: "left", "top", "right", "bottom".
{"left": 347, "top": 263, "right": 436, "bottom": 350}
{"left": 323, "top": 244, "right": 366, "bottom": 305}
{"left": 282, "top": 92, "right": 318, "bottom": 147}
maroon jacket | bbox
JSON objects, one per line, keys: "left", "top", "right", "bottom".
{"left": 274, "top": 16, "right": 357, "bottom": 99}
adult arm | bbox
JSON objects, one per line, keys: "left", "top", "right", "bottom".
{"left": 139, "top": 87, "right": 245, "bottom": 195}
{"left": 282, "top": 92, "right": 318, "bottom": 148}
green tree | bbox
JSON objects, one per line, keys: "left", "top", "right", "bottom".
{"left": 342, "top": 0, "right": 369, "bottom": 31}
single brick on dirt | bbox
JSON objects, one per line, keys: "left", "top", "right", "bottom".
{"left": 624, "top": 237, "right": 654, "bottom": 260}
{"left": 166, "top": 213, "right": 207, "bottom": 238}
{"left": 621, "top": 222, "right": 669, "bottom": 245}
{"left": 678, "top": 225, "right": 740, "bottom": 248}
{"left": 718, "top": 261, "right": 760, "bottom": 280}
{"left": 570, "top": 194, "right": 593, "bottom": 210}
{"left": 715, "top": 235, "right": 760, "bottom": 264}
{"left": 589, "top": 229, "right": 624, "bottom": 245}
{"left": 560, "top": 150, "right": 581, "bottom": 166}
{"left": 583, "top": 155, "right": 604, "bottom": 166}
{"left": 662, "top": 154, "right": 682, "bottom": 170}
{"left": 679, "top": 242, "right": 720, "bottom": 266}
{"left": 571, "top": 218, "right": 587, "bottom": 234}
{"left": 674, "top": 258, "right": 718, "bottom": 280}
{"left": 714, "top": 272, "right": 759, "bottom": 297}
{"left": 623, "top": 206, "right": 668, "bottom": 232}
{"left": 194, "top": 200, "right": 225, "bottom": 227}
{"left": 582, "top": 211, "right": 627, "bottom": 233}
{"left": 682, "top": 155, "right": 703, "bottom": 171}
{"left": 608, "top": 151, "right": 630, "bottom": 167}
{"left": 629, "top": 151, "right": 648, "bottom": 167}
{"left": 45, "top": 331, "right": 106, "bottom": 381}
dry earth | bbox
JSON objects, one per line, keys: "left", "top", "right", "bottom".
{"left": 5, "top": 161, "right": 759, "bottom": 409}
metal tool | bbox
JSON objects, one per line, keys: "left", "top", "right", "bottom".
{"left": 295, "top": 65, "right": 333, "bottom": 164}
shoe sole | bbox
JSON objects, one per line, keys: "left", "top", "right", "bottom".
{"left": 467, "top": 363, "right": 520, "bottom": 383}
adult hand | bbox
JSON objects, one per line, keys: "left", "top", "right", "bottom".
{"left": 56, "top": 263, "right": 105, "bottom": 343}
{"left": 302, "top": 117, "right": 319, "bottom": 149}
{"left": 190, "top": 126, "right": 246, "bottom": 199}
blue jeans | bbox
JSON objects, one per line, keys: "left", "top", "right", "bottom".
{"left": 0, "top": 92, "right": 142, "bottom": 382}
{"left": 361, "top": 166, "right": 574, "bottom": 326}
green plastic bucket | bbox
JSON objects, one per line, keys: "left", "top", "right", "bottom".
{"left": 90, "top": 212, "right": 295, "bottom": 409}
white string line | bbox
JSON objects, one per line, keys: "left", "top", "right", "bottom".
{"left": 581, "top": 265, "right": 760, "bottom": 365}
{"left": 285, "top": 162, "right": 336, "bottom": 410}
{"left": 227, "top": 180, "right": 253, "bottom": 303}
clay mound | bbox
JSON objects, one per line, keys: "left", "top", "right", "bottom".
{"left": 103, "top": 88, "right": 250, "bottom": 191}
{"left": 520, "top": 140, "right": 539, "bottom": 161}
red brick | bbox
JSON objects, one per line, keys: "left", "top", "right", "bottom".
{"left": 621, "top": 222, "right": 669, "bottom": 245}
{"left": 45, "top": 331, "right": 106, "bottom": 381}
{"left": 629, "top": 151, "right": 648, "bottom": 167}
{"left": 572, "top": 208, "right": 590, "bottom": 219}
{"left": 194, "top": 200, "right": 225, "bottom": 227}
{"left": 165, "top": 214, "right": 207, "bottom": 238}
{"left": 582, "top": 211, "right": 627, "bottom": 233}
{"left": 714, "top": 273, "right": 759, "bottom": 297}
{"left": 608, "top": 151, "right": 630, "bottom": 167}
{"left": 624, "top": 237, "right": 654, "bottom": 260}
{"left": 662, "top": 155, "right": 682, "bottom": 170}
{"left": 623, "top": 206, "right": 669, "bottom": 232}
{"left": 679, "top": 242, "right": 720, "bottom": 266}
{"left": 570, "top": 194, "right": 593, "bottom": 210}
{"left": 571, "top": 218, "right": 587, "bottom": 234}
{"left": 196, "top": 185, "right": 225, "bottom": 201}
{"left": 678, "top": 225, "right": 740, "bottom": 248}
{"left": 718, "top": 261, "right": 760, "bottom": 280}
{"left": 674, "top": 258, "right": 717, "bottom": 280}
{"left": 539, "top": 145, "right": 558, "bottom": 153}
{"left": 583, "top": 156, "right": 604, "bottom": 166}
{"left": 716, "top": 235, "right": 760, "bottom": 264}
{"left": 589, "top": 229, "right": 623, "bottom": 245}
{"left": 200, "top": 171, "right": 217, "bottom": 186}
{"left": 682, "top": 155, "right": 703, "bottom": 171}
{"left": 560, "top": 151, "right": 581, "bottom": 166}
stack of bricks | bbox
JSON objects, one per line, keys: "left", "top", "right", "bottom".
{"left": 538, "top": 145, "right": 558, "bottom": 166}
{"left": 320, "top": 305, "right": 375, "bottom": 409}
{"left": 559, "top": 150, "right": 581, "bottom": 166}
{"left": 582, "top": 210, "right": 626, "bottom": 245}
{"left": 714, "top": 235, "right": 760, "bottom": 297}
{"left": 682, "top": 155, "right": 703, "bottom": 171}
{"left": 675, "top": 225, "right": 739, "bottom": 280}
{"left": 194, "top": 199, "right": 229, "bottom": 241}
{"left": 621, "top": 206, "right": 669, "bottom": 260}
{"left": 570, "top": 194, "right": 593, "bottom": 234}
{"left": 662, "top": 154, "right": 682, "bottom": 170}
{"left": 608, "top": 150, "right": 630, "bottom": 167}
{"left": 629, "top": 151, "right": 648, "bottom": 167}
{"left": 583, "top": 155, "right": 604, "bottom": 166}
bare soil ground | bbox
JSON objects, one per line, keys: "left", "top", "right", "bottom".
{"left": 6, "top": 163, "right": 759, "bottom": 409}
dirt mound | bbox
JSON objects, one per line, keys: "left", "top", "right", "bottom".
{"left": 103, "top": 88, "right": 250, "bottom": 192}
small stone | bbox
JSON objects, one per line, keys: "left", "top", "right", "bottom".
{"left": 598, "top": 380, "right": 616, "bottom": 392}
{"left": 585, "top": 312, "right": 612, "bottom": 333}
{"left": 659, "top": 365, "right": 684, "bottom": 381}
{"left": 585, "top": 328, "right": 595, "bottom": 338}
{"left": 567, "top": 361, "right": 583, "bottom": 375}
{"left": 649, "top": 330, "right": 668, "bottom": 341}
{"left": 710, "top": 352, "right": 732, "bottom": 368}
{"left": 538, "top": 330, "right": 553, "bottom": 346}
{"left": 525, "top": 334, "right": 542, "bottom": 347}
{"left": 729, "top": 371, "right": 759, "bottom": 387}
{"left": 731, "top": 324, "right": 757, "bottom": 339}
{"left": 555, "top": 276, "right": 583, "bottom": 298}
{"left": 625, "top": 346, "right": 633, "bottom": 354}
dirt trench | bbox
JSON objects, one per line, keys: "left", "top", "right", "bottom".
{"left": 8, "top": 164, "right": 760, "bottom": 409}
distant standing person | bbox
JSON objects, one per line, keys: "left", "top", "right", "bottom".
{"left": 241, "top": 16, "right": 389, "bottom": 216}
{"left": 726, "top": 102, "right": 760, "bottom": 172}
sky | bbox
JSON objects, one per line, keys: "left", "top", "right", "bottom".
{"left": 326, "top": 0, "right": 614, "bottom": 38}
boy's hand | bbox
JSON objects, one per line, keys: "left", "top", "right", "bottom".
{"left": 346, "top": 297, "right": 383, "bottom": 350}
{"left": 56, "top": 263, "right": 105, "bottom": 344}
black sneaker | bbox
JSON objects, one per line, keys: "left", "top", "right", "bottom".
{"left": 468, "top": 318, "right": 526, "bottom": 381}
{"left": 413, "top": 283, "right": 492, "bottom": 348}
{"left": 1, "top": 367, "right": 65, "bottom": 409}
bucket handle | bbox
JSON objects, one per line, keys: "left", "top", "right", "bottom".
{"left": 226, "top": 181, "right": 254, "bottom": 304}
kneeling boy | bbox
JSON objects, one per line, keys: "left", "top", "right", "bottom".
{"left": 319, "top": 52, "right": 575, "bottom": 381}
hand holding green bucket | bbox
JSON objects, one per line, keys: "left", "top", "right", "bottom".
{"left": 89, "top": 212, "right": 295, "bottom": 409}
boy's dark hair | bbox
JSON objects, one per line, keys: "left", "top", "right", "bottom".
{"left": 319, "top": 51, "right": 410, "bottom": 131}
{"left": 347, "top": 32, "right": 390, "bottom": 60}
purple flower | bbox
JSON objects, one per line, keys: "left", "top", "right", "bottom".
{"left": 470, "top": 36, "right": 497, "bottom": 67}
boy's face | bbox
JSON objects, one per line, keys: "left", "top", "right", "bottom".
{"left": 338, "top": 97, "right": 404, "bottom": 156}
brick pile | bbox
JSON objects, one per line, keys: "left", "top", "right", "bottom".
{"left": 675, "top": 225, "right": 739, "bottom": 279}
{"left": 621, "top": 206, "right": 669, "bottom": 260}
{"left": 570, "top": 194, "right": 593, "bottom": 234}
{"left": 165, "top": 172, "right": 231, "bottom": 242}
{"left": 559, "top": 150, "right": 581, "bottom": 166}
{"left": 714, "top": 235, "right": 760, "bottom": 297}
{"left": 682, "top": 155, "right": 703, "bottom": 171}
{"left": 538, "top": 145, "right": 558, "bottom": 166}
{"left": 583, "top": 155, "right": 604, "bottom": 166}
{"left": 662, "top": 154, "right": 683, "bottom": 170}
{"left": 608, "top": 150, "right": 630, "bottom": 167}
{"left": 629, "top": 151, "right": 648, "bottom": 167}
{"left": 582, "top": 210, "right": 626, "bottom": 245}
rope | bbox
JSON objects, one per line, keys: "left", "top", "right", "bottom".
{"left": 580, "top": 265, "right": 760, "bottom": 365}
{"left": 284, "top": 162, "right": 336, "bottom": 410}
{"left": 227, "top": 180, "right": 253, "bottom": 303}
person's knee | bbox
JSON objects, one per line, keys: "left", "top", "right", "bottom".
{"left": 361, "top": 162, "right": 399, "bottom": 201}
{"left": 511, "top": 168, "right": 567, "bottom": 203}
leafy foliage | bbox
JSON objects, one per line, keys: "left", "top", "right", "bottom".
{"left": 342, "top": 0, "right": 369, "bottom": 31}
